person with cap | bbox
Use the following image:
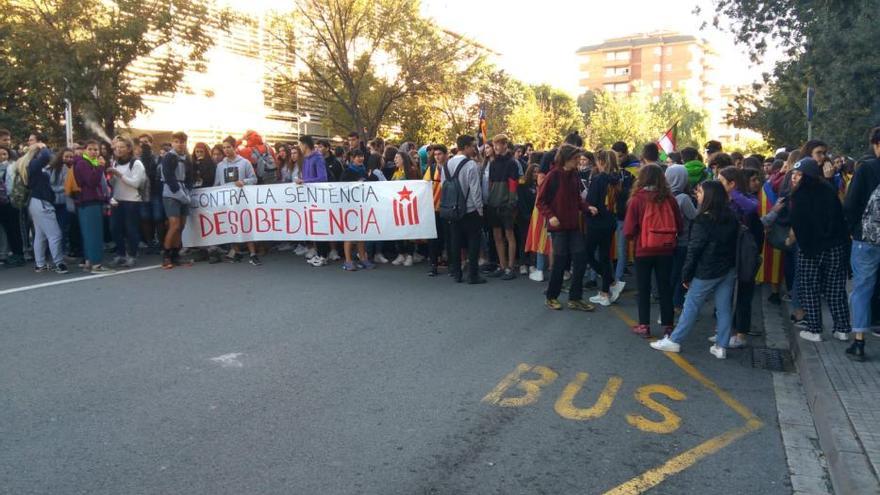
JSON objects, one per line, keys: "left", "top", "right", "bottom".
{"left": 789, "top": 157, "right": 851, "bottom": 343}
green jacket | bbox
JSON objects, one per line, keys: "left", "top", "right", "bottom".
{"left": 684, "top": 160, "right": 708, "bottom": 187}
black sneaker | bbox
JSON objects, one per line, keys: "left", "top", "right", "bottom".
{"left": 427, "top": 265, "right": 438, "bottom": 277}
{"left": 872, "top": 328, "right": 880, "bottom": 338}
{"left": 54, "top": 263, "right": 69, "bottom": 274}
{"left": 486, "top": 267, "right": 504, "bottom": 278}
{"left": 34, "top": 265, "right": 49, "bottom": 273}
{"left": 468, "top": 276, "right": 488, "bottom": 285}
{"left": 501, "top": 268, "right": 516, "bottom": 281}
{"left": 845, "top": 340, "right": 866, "bottom": 362}
{"left": 249, "top": 254, "right": 262, "bottom": 266}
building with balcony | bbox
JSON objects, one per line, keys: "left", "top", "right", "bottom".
{"left": 576, "top": 31, "right": 729, "bottom": 138}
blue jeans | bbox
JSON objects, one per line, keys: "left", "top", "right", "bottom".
{"left": 111, "top": 201, "right": 141, "bottom": 257}
{"left": 536, "top": 253, "right": 547, "bottom": 272}
{"left": 851, "top": 241, "right": 880, "bottom": 332}
{"left": 615, "top": 219, "right": 626, "bottom": 281}
{"left": 670, "top": 270, "right": 736, "bottom": 348}
{"left": 670, "top": 246, "right": 688, "bottom": 308}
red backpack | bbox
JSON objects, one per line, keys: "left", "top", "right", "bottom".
{"left": 639, "top": 197, "right": 678, "bottom": 250}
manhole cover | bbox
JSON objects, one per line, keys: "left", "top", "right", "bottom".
{"left": 751, "top": 347, "right": 787, "bottom": 371}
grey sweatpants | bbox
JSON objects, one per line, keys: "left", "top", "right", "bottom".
{"left": 28, "top": 197, "right": 64, "bottom": 268}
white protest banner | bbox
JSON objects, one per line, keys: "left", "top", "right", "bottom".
{"left": 181, "top": 180, "right": 436, "bottom": 247}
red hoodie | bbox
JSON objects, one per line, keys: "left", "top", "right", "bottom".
{"left": 536, "top": 166, "right": 589, "bottom": 232}
{"left": 623, "top": 188, "right": 683, "bottom": 257}
{"left": 239, "top": 130, "right": 275, "bottom": 166}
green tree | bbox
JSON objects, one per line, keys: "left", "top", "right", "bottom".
{"left": 704, "top": 1, "right": 880, "bottom": 154}
{"left": 0, "top": 0, "right": 232, "bottom": 141}
{"left": 651, "top": 91, "right": 708, "bottom": 149}
{"left": 532, "top": 84, "right": 583, "bottom": 146}
{"left": 274, "top": 0, "right": 480, "bottom": 140}
{"left": 586, "top": 87, "right": 707, "bottom": 152}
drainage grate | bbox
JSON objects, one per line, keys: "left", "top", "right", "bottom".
{"left": 751, "top": 346, "right": 787, "bottom": 371}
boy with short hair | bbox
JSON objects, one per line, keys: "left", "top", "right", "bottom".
{"left": 215, "top": 136, "right": 261, "bottom": 266}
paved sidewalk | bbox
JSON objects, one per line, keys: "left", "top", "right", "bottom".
{"left": 773, "top": 288, "right": 880, "bottom": 494}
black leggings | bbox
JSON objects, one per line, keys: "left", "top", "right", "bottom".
{"left": 635, "top": 255, "right": 674, "bottom": 326}
{"left": 584, "top": 225, "right": 614, "bottom": 293}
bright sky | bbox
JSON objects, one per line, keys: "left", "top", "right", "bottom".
{"left": 421, "top": 0, "right": 776, "bottom": 96}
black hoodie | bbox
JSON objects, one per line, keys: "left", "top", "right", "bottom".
{"left": 790, "top": 175, "right": 848, "bottom": 256}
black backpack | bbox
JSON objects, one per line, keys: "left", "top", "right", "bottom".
{"left": 735, "top": 223, "right": 762, "bottom": 283}
{"left": 439, "top": 159, "right": 470, "bottom": 221}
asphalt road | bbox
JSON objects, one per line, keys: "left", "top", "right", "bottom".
{"left": 0, "top": 254, "right": 790, "bottom": 494}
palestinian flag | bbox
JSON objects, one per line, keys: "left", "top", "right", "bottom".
{"left": 656, "top": 122, "right": 677, "bottom": 161}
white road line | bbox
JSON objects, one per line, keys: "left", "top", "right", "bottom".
{"left": 0, "top": 265, "right": 162, "bottom": 296}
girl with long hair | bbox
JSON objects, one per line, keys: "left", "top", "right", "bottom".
{"left": 107, "top": 136, "right": 146, "bottom": 267}
{"left": 390, "top": 151, "right": 418, "bottom": 266}
{"left": 74, "top": 140, "right": 110, "bottom": 272}
{"left": 191, "top": 142, "right": 215, "bottom": 190}
{"left": 650, "top": 180, "right": 739, "bottom": 359}
{"left": 623, "top": 164, "right": 682, "bottom": 337}
{"left": 584, "top": 150, "right": 624, "bottom": 306}
{"left": 718, "top": 166, "right": 763, "bottom": 348}
{"left": 47, "top": 148, "right": 74, "bottom": 254}
{"left": 524, "top": 151, "right": 552, "bottom": 282}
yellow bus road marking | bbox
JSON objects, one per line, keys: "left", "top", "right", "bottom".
{"left": 605, "top": 305, "right": 765, "bottom": 494}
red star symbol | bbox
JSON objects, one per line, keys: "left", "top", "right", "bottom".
{"left": 397, "top": 186, "right": 413, "bottom": 201}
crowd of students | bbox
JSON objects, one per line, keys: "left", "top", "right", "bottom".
{"left": 2, "top": 126, "right": 880, "bottom": 363}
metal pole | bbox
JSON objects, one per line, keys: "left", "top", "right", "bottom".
{"left": 64, "top": 98, "right": 73, "bottom": 147}
{"left": 808, "top": 121, "right": 813, "bottom": 141}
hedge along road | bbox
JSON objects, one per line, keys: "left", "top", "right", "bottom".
{"left": 0, "top": 254, "right": 789, "bottom": 494}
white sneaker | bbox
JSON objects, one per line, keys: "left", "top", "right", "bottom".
{"left": 375, "top": 253, "right": 389, "bottom": 264}
{"left": 308, "top": 256, "right": 327, "bottom": 267}
{"left": 412, "top": 253, "right": 425, "bottom": 263}
{"left": 563, "top": 270, "right": 571, "bottom": 281}
{"left": 708, "top": 335, "right": 717, "bottom": 343}
{"left": 305, "top": 248, "right": 318, "bottom": 260}
{"left": 609, "top": 281, "right": 625, "bottom": 303}
{"left": 138, "top": 241, "right": 148, "bottom": 249}
{"left": 728, "top": 335, "right": 747, "bottom": 349}
{"left": 403, "top": 255, "right": 414, "bottom": 267}
{"left": 277, "top": 242, "right": 293, "bottom": 252}
{"left": 832, "top": 331, "right": 850, "bottom": 341}
{"left": 529, "top": 270, "right": 544, "bottom": 282}
{"left": 650, "top": 336, "right": 681, "bottom": 353}
{"left": 529, "top": 266, "right": 537, "bottom": 274}
{"left": 799, "top": 330, "right": 823, "bottom": 342}
{"left": 294, "top": 244, "right": 308, "bottom": 256}
{"left": 111, "top": 255, "right": 125, "bottom": 266}
{"left": 589, "top": 294, "right": 611, "bottom": 307}
{"left": 328, "top": 249, "right": 341, "bottom": 262}
{"left": 709, "top": 345, "right": 727, "bottom": 359}
{"left": 391, "top": 254, "right": 405, "bottom": 265}
{"left": 520, "top": 265, "right": 529, "bottom": 275}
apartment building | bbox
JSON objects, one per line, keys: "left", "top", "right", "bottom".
{"left": 576, "top": 31, "right": 726, "bottom": 136}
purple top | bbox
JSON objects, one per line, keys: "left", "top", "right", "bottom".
{"left": 73, "top": 156, "right": 106, "bottom": 205}
{"left": 301, "top": 150, "right": 327, "bottom": 183}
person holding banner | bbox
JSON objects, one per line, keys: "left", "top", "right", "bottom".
{"left": 298, "top": 135, "right": 330, "bottom": 267}
{"left": 214, "top": 136, "right": 261, "bottom": 266}
{"left": 339, "top": 149, "right": 375, "bottom": 271}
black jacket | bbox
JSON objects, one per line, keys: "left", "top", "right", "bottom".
{"left": 585, "top": 171, "right": 619, "bottom": 230}
{"left": 844, "top": 157, "right": 880, "bottom": 241}
{"left": 614, "top": 169, "right": 634, "bottom": 221}
{"left": 790, "top": 176, "right": 848, "bottom": 256}
{"left": 325, "top": 155, "right": 343, "bottom": 182}
{"left": 681, "top": 211, "right": 738, "bottom": 283}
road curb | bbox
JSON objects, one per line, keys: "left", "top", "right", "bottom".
{"left": 773, "top": 296, "right": 880, "bottom": 494}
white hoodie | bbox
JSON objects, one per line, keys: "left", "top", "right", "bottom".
{"left": 111, "top": 159, "right": 147, "bottom": 202}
